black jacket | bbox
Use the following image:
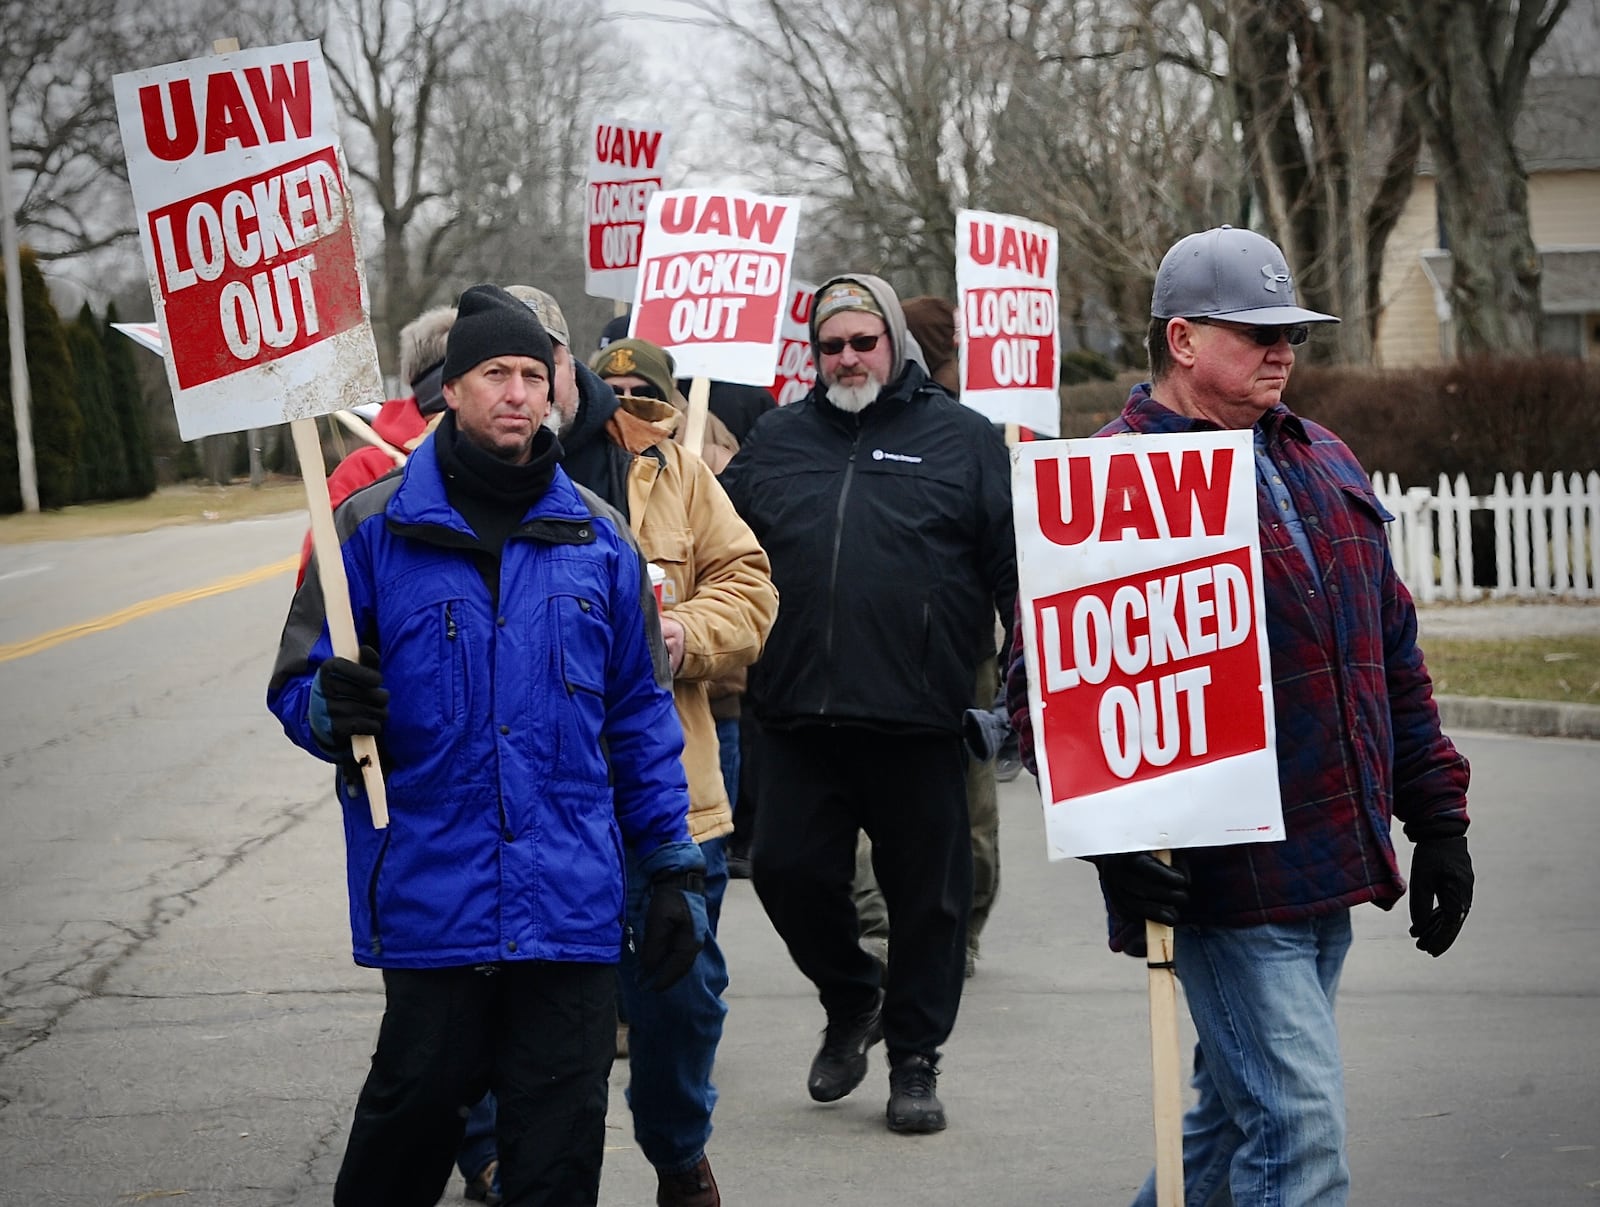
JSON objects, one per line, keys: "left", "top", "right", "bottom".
{"left": 720, "top": 362, "right": 1015, "bottom": 734}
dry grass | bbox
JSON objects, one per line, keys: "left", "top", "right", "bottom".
{"left": 1421, "top": 635, "right": 1600, "bottom": 704}
{"left": 0, "top": 477, "right": 307, "bottom": 545}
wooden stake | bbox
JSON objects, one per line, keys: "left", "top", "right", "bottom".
{"left": 682, "top": 376, "right": 711, "bottom": 458}
{"left": 329, "top": 408, "right": 406, "bottom": 464}
{"left": 1146, "top": 848, "right": 1185, "bottom": 1205}
{"left": 291, "top": 417, "right": 390, "bottom": 829}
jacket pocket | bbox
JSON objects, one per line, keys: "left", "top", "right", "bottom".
{"left": 552, "top": 591, "right": 611, "bottom": 782}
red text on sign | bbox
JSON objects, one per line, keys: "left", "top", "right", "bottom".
{"left": 586, "top": 176, "right": 661, "bottom": 271}
{"left": 769, "top": 337, "right": 816, "bottom": 404}
{"left": 1035, "top": 447, "right": 1234, "bottom": 546}
{"left": 968, "top": 220, "right": 1051, "bottom": 276}
{"left": 1033, "top": 547, "right": 1265, "bottom": 800}
{"left": 594, "top": 124, "right": 663, "bottom": 170}
{"left": 659, "top": 194, "right": 788, "bottom": 242}
{"left": 634, "top": 251, "right": 787, "bottom": 346}
{"left": 963, "top": 288, "right": 1057, "bottom": 390}
{"left": 139, "top": 60, "right": 314, "bottom": 161}
{"left": 146, "top": 147, "right": 364, "bottom": 389}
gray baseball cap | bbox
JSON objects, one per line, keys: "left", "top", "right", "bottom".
{"left": 1151, "top": 226, "right": 1339, "bottom": 325}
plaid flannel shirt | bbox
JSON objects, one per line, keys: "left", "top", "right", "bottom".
{"left": 1007, "top": 385, "right": 1470, "bottom": 949}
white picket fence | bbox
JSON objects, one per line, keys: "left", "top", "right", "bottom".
{"left": 1371, "top": 470, "right": 1600, "bottom": 602}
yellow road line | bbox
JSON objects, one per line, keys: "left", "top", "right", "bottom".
{"left": 0, "top": 555, "right": 298, "bottom": 664}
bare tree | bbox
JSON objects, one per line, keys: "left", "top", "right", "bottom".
{"left": 680, "top": 0, "right": 1019, "bottom": 296}
{"left": 987, "top": 0, "right": 1243, "bottom": 362}
{"left": 1219, "top": 1, "right": 1421, "bottom": 361}
{"left": 1338, "top": 0, "right": 1573, "bottom": 356}
{"left": 0, "top": 0, "right": 213, "bottom": 265}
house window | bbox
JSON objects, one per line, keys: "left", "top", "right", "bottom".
{"left": 1541, "top": 313, "right": 1583, "bottom": 357}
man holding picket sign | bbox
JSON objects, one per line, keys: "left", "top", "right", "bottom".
{"left": 1007, "top": 226, "right": 1473, "bottom": 1206}
{"left": 268, "top": 286, "right": 709, "bottom": 1206}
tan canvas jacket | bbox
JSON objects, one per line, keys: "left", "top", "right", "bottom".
{"left": 608, "top": 394, "right": 778, "bottom": 840}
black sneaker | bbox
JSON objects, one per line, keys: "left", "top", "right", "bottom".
{"left": 807, "top": 990, "right": 884, "bottom": 1102}
{"left": 886, "top": 1054, "right": 946, "bottom": 1133}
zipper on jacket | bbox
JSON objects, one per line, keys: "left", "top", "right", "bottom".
{"left": 367, "top": 828, "right": 392, "bottom": 957}
{"left": 819, "top": 424, "right": 862, "bottom": 712}
{"left": 445, "top": 601, "right": 457, "bottom": 641}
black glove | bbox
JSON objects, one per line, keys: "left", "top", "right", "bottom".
{"left": 1408, "top": 836, "right": 1473, "bottom": 957}
{"left": 1099, "top": 851, "right": 1191, "bottom": 927}
{"left": 638, "top": 869, "right": 708, "bottom": 991}
{"left": 315, "top": 645, "right": 388, "bottom": 742}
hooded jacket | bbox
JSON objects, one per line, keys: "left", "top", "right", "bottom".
{"left": 563, "top": 363, "right": 778, "bottom": 839}
{"left": 268, "top": 432, "right": 694, "bottom": 969}
{"left": 720, "top": 274, "right": 1016, "bottom": 734}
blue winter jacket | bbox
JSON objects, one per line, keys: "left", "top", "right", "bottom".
{"left": 268, "top": 435, "right": 695, "bottom": 969}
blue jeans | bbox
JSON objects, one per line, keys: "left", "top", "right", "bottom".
{"left": 715, "top": 716, "right": 741, "bottom": 814}
{"left": 618, "top": 837, "right": 730, "bottom": 1173}
{"left": 455, "top": 1092, "right": 497, "bottom": 1186}
{"left": 1132, "top": 911, "right": 1353, "bottom": 1207}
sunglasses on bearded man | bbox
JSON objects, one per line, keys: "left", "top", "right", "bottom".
{"left": 817, "top": 334, "right": 882, "bottom": 356}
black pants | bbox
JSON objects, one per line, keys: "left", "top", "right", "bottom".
{"left": 752, "top": 726, "right": 972, "bottom": 1063}
{"left": 333, "top": 962, "right": 614, "bottom": 1207}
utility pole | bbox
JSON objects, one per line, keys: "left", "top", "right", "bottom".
{"left": 0, "top": 86, "right": 40, "bottom": 512}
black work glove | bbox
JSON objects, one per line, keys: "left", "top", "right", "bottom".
{"left": 639, "top": 869, "right": 709, "bottom": 991}
{"left": 1099, "top": 851, "right": 1191, "bottom": 927}
{"left": 312, "top": 645, "right": 389, "bottom": 745}
{"left": 1408, "top": 836, "right": 1473, "bottom": 957}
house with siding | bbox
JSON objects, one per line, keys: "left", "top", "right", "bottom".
{"left": 1374, "top": 75, "right": 1600, "bottom": 367}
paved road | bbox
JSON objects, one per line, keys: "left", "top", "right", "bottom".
{"left": 0, "top": 517, "right": 1596, "bottom": 1205}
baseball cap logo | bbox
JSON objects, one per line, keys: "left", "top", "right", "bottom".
{"left": 1260, "top": 265, "right": 1291, "bottom": 294}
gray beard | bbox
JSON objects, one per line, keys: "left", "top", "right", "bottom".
{"left": 826, "top": 374, "right": 883, "bottom": 413}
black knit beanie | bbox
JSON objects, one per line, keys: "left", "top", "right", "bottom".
{"left": 441, "top": 284, "right": 555, "bottom": 383}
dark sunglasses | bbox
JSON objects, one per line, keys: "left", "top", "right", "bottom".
{"left": 817, "top": 334, "right": 882, "bottom": 356}
{"left": 1192, "top": 317, "right": 1309, "bottom": 347}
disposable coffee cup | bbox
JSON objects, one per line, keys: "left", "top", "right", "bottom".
{"left": 647, "top": 562, "right": 667, "bottom": 608}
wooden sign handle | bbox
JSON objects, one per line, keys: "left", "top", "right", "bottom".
{"left": 1146, "top": 848, "right": 1184, "bottom": 1205}
{"left": 683, "top": 376, "right": 711, "bottom": 458}
{"left": 291, "top": 417, "right": 390, "bottom": 829}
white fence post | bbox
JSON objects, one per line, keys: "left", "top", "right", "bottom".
{"left": 1371, "top": 468, "right": 1598, "bottom": 601}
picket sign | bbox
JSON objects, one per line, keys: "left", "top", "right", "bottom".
{"left": 1014, "top": 432, "right": 1286, "bottom": 1207}
{"left": 768, "top": 278, "right": 817, "bottom": 406}
{"left": 114, "top": 38, "right": 388, "bottom": 827}
{"left": 630, "top": 187, "right": 802, "bottom": 387}
{"left": 1372, "top": 470, "right": 1600, "bottom": 601}
{"left": 956, "top": 209, "right": 1061, "bottom": 436}
{"left": 586, "top": 119, "right": 670, "bottom": 303}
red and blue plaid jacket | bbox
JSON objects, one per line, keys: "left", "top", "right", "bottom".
{"left": 1007, "top": 386, "right": 1470, "bottom": 949}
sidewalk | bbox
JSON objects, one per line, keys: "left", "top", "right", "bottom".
{"left": 1415, "top": 600, "right": 1600, "bottom": 739}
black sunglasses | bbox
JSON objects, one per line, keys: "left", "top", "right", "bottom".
{"left": 817, "top": 334, "right": 882, "bottom": 356}
{"left": 1192, "top": 317, "right": 1309, "bottom": 347}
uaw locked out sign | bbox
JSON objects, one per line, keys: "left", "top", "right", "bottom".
{"left": 113, "top": 42, "right": 381, "bottom": 440}
{"left": 631, "top": 188, "right": 801, "bottom": 387}
{"left": 1014, "top": 432, "right": 1285, "bottom": 859}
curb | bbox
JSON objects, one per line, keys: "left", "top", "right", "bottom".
{"left": 1436, "top": 694, "right": 1600, "bottom": 740}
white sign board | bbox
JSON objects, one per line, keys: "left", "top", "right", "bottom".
{"left": 957, "top": 209, "right": 1061, "bottom": 436}
{"left": 631, "top": 188, "right": 801, "bottom": 386}
{"left": 585, "top": 119, "right": 670, "bottom": 303}
{"left": 769, "top": 278, "right": 816, "bottom": 405}
{"left": 113, "top": 42, "right": 381, "bottom": 441}
{"left": 1014, "top": 432, "right": 1283, "bottom": 859}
